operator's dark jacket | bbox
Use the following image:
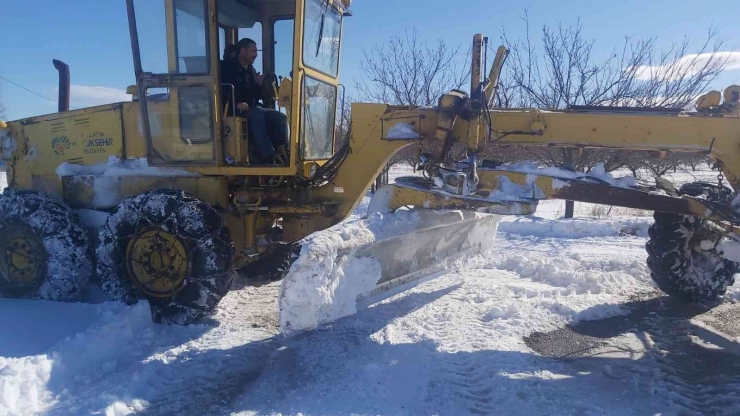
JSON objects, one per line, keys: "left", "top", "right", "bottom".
{"left": 220, "top": 59, "right": 261, "bottom": 115}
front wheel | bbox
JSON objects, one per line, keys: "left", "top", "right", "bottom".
{"left": 0, "top": 189, "right": 92, "bottom": 301}
{"left": 646, "top": 182, "right": 739, "bottom": 302}
{"left": 97, "top": 189, "right": 234, "bottom": 324}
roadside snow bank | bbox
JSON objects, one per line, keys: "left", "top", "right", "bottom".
{"left": 0, "top": 354, "right": 54, "bottom": 415}
{"left": 0, "top": 300, "right": 210, "bottom": 416}
{"left": 279, "top": 209, "right": 502, "bottom": 335}
{"left": 486, "top": 251, "right": 652, "bottom": 296}
{"left": 499, "top": 217, "right": 651, "bottom": 238}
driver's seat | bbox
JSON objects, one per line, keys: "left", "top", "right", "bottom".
{"left": 220, "top": 82, "right": 250, "bottom": 165}
{"left": 220, "top": 74, "right": 288, "bottom": 166}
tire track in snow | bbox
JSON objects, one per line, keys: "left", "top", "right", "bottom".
{"left": 642, "top": 300, "right": 740, "bottom": 416}
{"left": 526, "top": 297, "right": 740, "bottom": 416}
{"left": 392, "top": 270, "right": 552, "bottom": 415}
{"left": 136, "top": 281, "right": 282, "bottom": 416}
{"left": 413, "top": 234, "right": 663, "bottom": 415}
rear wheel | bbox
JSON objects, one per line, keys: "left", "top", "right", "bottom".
{"left": 0, "top": 189, "right": 92, "bottom": 300}
{"left": 97, "top": 189, "right": 234, "bottom": 324}
{"left": 646, "top": 182, "right": 739, "bottom": 302}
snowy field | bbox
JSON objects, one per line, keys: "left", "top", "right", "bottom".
{"left": 2, "top": 167, "right": 740, "bottom": 415}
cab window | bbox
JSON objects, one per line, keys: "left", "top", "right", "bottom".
{"left": 273, "top": 18, "right": 295, "bottom": 80}
{"left": 302, "top": 0, "right": 342, "bottom": 77}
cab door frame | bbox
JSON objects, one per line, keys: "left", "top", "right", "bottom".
{"left": 126, "top": 0, "right": 223, "bottom": 167}
{"left": 292, "top": 0, "right": 346, "bottom": 163}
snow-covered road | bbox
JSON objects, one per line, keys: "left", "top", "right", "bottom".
{"left": 3, "top": 213, "right": 740, "bottom": 416}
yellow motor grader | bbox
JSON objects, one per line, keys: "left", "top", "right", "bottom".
{"left": 2, "top": 0, "right": 740, "bottom": 326}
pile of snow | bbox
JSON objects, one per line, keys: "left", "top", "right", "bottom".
{"left": 719, "top": 238, "right": 740, "bottom": 263}
{"left": 0, "top": 127, "right": 16, "bottom": 161}
{"left": 494, "top": 161, "right": 638, "bottom": 189}
{"left": 386, "top": 122, "right": 421, "bottom": 140}
{"left": 484, "top": 250, "right": 652, "bottom": 297}
{"left": 278, "top": 209, "right": 502, "bottom": 335}
{"left": 499, "top": 216, "right": 651, "bottom": 238}
{"left": 55, "top": 156, "right": 200, "bottom": 179}
{"left": 0, "top": 299, "right": 216, "bottom": 416}
{"left": 55, "top": 157, "right": 200, "bottom": 209}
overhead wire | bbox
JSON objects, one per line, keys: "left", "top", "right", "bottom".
{"left": 0, "top": 74, "right": 59, "bottom": 105}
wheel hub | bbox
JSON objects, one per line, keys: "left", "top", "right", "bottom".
{"left": 0, "top": 221, "right": 47, "bottom": 292}
{"left": 126, "top": 226, "right": 191, "bottom": 298}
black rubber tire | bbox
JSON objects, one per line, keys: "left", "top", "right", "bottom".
{"left": 646, "top": 183, "right": 739, "bottom": 302}
{"left": 0, "top": 189, "right": 92, "bottom": 300}
{"left": 97, "top": 189, "right": 234, "bottom": 324}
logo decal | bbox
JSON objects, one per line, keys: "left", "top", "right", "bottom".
{"left": 51, "top": 136, "right": 71, "bottom": 156}
{"left": 82, "top": 132, "right": 113, "bottom": 154}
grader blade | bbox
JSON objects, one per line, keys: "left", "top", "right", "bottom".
{"left": 265, "top": 177, "right": 540, "bottom": 336}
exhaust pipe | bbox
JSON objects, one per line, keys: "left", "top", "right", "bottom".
{"left": 53, "top": 59, "right": 70, "bottom": 112}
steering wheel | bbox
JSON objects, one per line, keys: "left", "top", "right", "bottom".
{"left": 261, "top": 72, "right": 279, "bottom": 109}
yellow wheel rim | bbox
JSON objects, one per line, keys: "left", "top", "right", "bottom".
{"left": 0, "top": 222, "right": 47, "bottom": 290}
{"left": 125, "top": 226, "right": 191, "bottom": 298}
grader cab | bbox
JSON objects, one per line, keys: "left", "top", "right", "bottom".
{"left": 126, "top": 0, "right": 344, "bottom": 171}
{"left": 2, "top": 0, "right": 740, "bottom": 332}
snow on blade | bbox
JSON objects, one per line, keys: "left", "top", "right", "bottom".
{"left": 386, "top": 122, "right": 422, "bottom": 140}
{"left": 278, "top": 209, "right": 502, "bottom": 335}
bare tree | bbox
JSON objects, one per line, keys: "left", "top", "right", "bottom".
{"left": 496, "top": 12, "right": 730, "bottom": 217}
{"left": 498, "top": 12, "right": 729, "bottom": 110}
{"left": 335, "top": 95, "right": 352, "bottom": 151}
{"left": 683, "top": 154, "right": 712, "bottom": 171}
{"left": 357, "top": 28, "right": 472, "bottom": 188}
{"left": 356, "top": 28, "right": 470, "bottom": 107}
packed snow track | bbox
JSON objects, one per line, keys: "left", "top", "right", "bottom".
{"left": 1, "top": 171, "right": 740, "bottom": 414}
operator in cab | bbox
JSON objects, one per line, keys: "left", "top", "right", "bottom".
{"left": 221, "top": 38, "right": 288, "bottom": 164}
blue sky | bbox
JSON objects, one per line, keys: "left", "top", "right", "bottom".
{"left": 1, "top": 0, "right": 739, "bottom": 121}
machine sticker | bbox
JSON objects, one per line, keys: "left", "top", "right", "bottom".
{"left": 82, "top": 131, "right": 114, "bottom": 154}
{"left": 51, "top": 136, "right": 72, "bottom": 156}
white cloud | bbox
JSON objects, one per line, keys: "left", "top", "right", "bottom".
{"left": 51, "top": 85, "right": 130, "bottom": 108}
{"left": 633, "top": 51, "right": 740, "bottom": 81}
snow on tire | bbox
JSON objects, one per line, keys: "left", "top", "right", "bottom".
{"left": 646, "top": 182, "right": 739, "bottom": 302}
{"left": 0, "top": 189, "right": 92, "bottom": 301}
{"left": 97, "top": 189, "right": 234, "bottom": 324}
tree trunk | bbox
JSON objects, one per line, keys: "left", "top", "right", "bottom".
{"left": 565, "top": 200, "right": 575, "bottom": 218}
